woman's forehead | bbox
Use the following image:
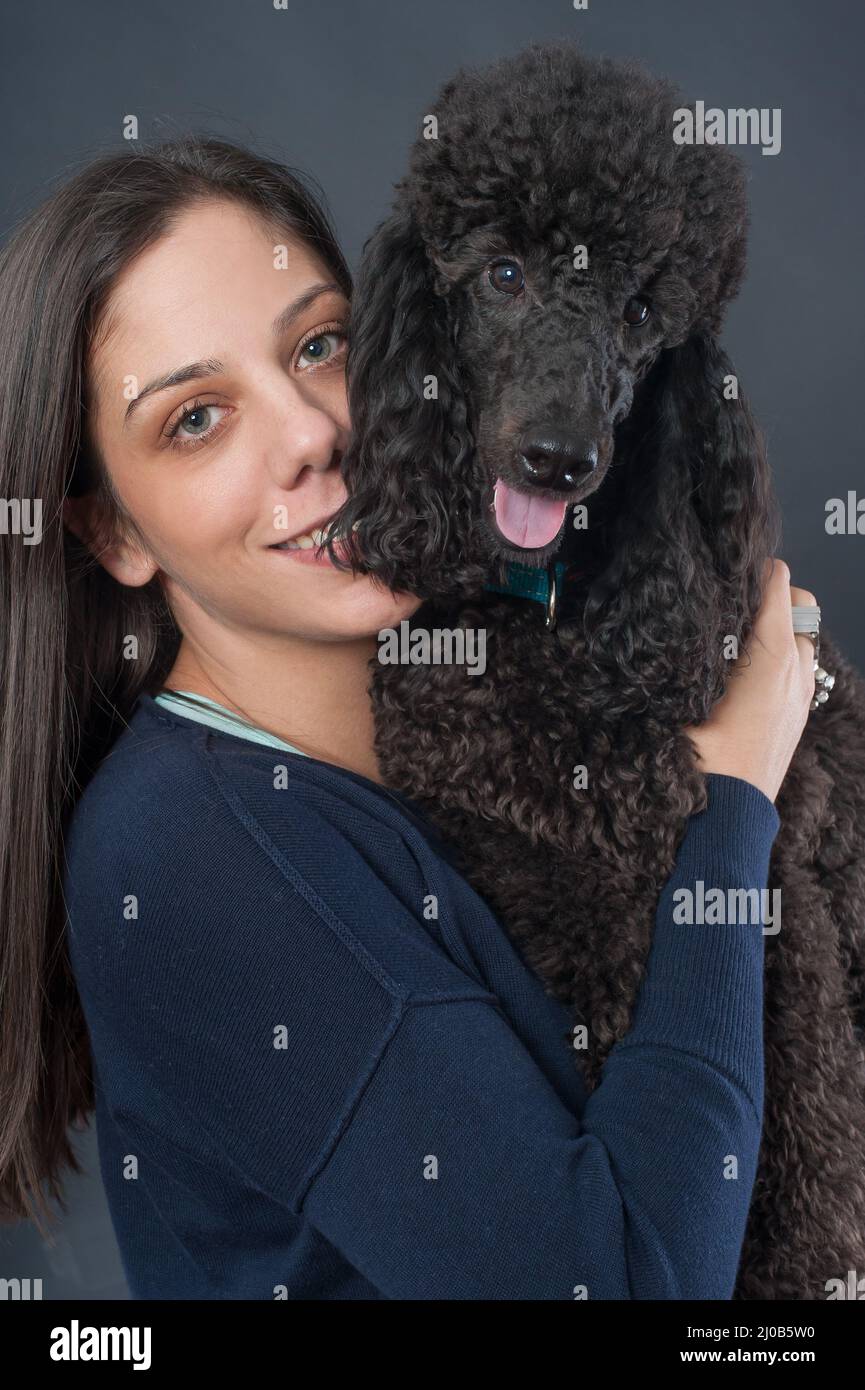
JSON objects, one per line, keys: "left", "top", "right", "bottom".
{"left": 88, "top": 204, "right": 339, "bottom": 410}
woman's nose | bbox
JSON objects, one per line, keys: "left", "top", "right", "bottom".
{"left": 263, "top": 394, "right": 348, "bottom": 487}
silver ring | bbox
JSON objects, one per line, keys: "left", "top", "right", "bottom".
{"left": 792, "top": 604, "right": 820, "bottom": 636}
{"left": 791, "top": 605, "right": 832, "bottom": 711}
{"left": 811, "top": 662, "right": 835, "bottom": 711}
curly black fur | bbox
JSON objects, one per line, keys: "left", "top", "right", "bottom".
{"left": 324, "top": 41, "right": 865, "bottom": 1299}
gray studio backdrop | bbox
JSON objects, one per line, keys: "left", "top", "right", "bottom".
{"left": 1, "top": 0, "right": 862, "bottom": 1299}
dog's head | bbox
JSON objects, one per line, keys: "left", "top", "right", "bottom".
{"left": 326, "top": 40, "right": 777, "bottom": 635}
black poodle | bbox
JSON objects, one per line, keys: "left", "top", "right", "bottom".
{"left": 325, "top": 41, "right": 865, "bottom": 1300}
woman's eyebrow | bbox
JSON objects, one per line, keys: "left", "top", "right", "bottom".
{"left": 123, "top": 358, "right": 224, "bottom": 427}
{"left": 123, "top": 281, "right": 343, "bottom": 427}
{"left": 270, "top": 281, "right": 342, "bottom": 337}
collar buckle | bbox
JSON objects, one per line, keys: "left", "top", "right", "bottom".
{"left": 483, "top": 559, "right": 569, "bottom": 632}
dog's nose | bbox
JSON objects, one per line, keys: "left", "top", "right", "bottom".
{"left": 517, "top": 430, "right": 599, "bottom": 490}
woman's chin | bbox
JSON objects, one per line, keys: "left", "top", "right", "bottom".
{"left": 352, "top": 579, "right": 424, "bottom": 633}
{"left": 299, "top": 572, "right": 424, "bottom": 639}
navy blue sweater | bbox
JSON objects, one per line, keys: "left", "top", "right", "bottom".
{"left": 64, "top": 692, "right": 779, "bottom": 1300}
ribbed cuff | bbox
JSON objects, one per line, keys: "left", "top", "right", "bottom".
{"left": 615, "top": 774, "right": 780, "bottom": 1112}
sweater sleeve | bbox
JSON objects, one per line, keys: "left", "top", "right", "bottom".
{"left": 299, "top": 773, "right": 778, "bottom": 1300}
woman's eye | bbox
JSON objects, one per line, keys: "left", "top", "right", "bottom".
{"left": 297, "top": 329, "right": 348, "bottom": 368}
{"left": 165, "top": 401, "right": 229, "bottom": 448}
{"left": 488, "top": 260, "right": 524, "bottom": 295}
{"left": 623, "top": 295, "right": 651, "bottom": 326}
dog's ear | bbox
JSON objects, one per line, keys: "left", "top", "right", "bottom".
{"left": 660, "top": 329, "right": 778, "bottom": 625}
{"left": 584, "top": 329, "right": 778, "bottom": 713}
{"left": 323, "top": 208, "right": 481, "bottom": 598}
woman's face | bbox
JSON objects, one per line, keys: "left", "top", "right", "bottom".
{"left": 79, "top": 197, "right": 421, "bottom": 641}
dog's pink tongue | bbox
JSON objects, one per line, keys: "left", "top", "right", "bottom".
{"left": 492, "top": 479, "right": 568, "bottom": 549}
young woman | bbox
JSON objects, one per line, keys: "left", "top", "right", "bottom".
{"left": 0, "top": 137, "right": 817, "bottom": 1300}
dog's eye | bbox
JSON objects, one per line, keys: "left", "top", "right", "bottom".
{"left": 488, "top": 260, "right": 524, "bottom": 295}
{"left": 623, "top": 295, "right": 651, "bottom": 326}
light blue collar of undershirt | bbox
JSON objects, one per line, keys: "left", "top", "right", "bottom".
{"left": 154, "top": 689, "right": 308, "bottom": 757}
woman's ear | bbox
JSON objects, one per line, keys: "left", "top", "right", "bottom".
{"left": 63, "top": 494, "right": 158, "bottom": 588}
{"left": 324, "top": 207, "right": 478, "bottom": 599}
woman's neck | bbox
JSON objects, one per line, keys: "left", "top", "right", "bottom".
{"left": 162, "top": 628, "right": 383, "bottom": 784}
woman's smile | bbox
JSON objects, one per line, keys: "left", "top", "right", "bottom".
{"left": 266, "top": 535, "right": 354, "bottom": 565}
{"left": 265, "top": 506, "right": 358, "bottom": 565}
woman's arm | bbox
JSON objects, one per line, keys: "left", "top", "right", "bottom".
{"left": 298, "top": 772, "right": 777, "bottom": 1300}
{"left": 290, "top": 560, "right": 813, "bottom": 1297}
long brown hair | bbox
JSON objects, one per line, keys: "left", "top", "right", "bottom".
{"left": 0, "top": 137, "right": 352, "bottom": 1234}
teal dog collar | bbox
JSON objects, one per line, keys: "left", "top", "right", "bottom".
{"left": 483, "top": 560, "right": 569, "bottom": 631}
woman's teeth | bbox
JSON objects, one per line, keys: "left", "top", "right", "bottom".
{"left": 287, "top": 529, "right": 325, "bottom": 550}
{"left": 272, "top": 521, "right": 359, "bottom": 550}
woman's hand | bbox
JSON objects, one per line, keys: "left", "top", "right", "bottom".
{"left": 686, "top": 559, "right": 817, "bottom": 803}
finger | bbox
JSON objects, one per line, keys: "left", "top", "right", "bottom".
{"left": 793, "top": 625, "right": 819, "bottom": 695}
{"left": 793, "top": 631, "right": 817, "bottom": 671}
{"left": 788, "top": 584, "right": 818, "bottom": 677}
{"left": 751, "top": 557, "right": 792, "bottom": 645}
